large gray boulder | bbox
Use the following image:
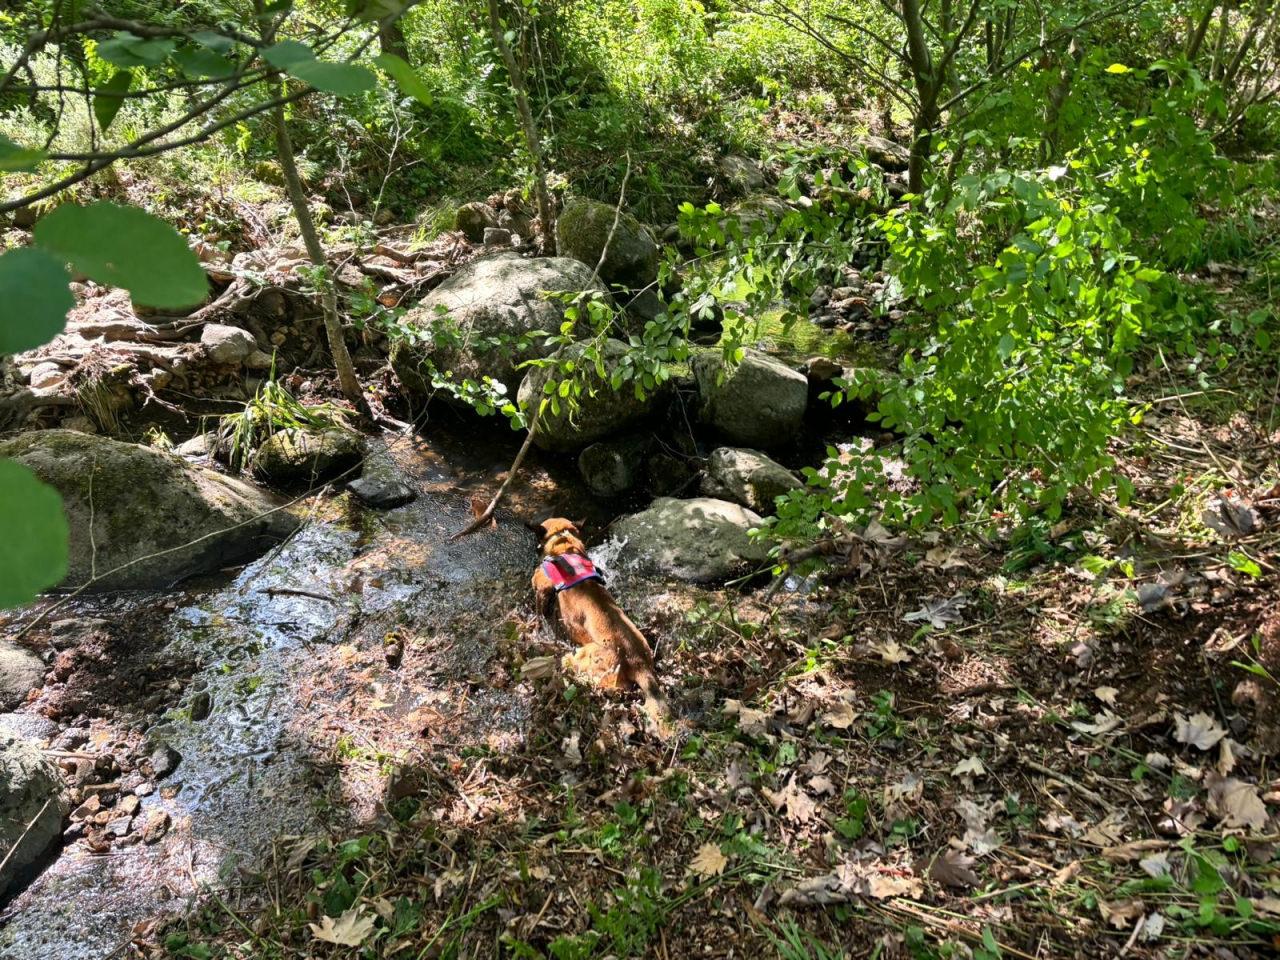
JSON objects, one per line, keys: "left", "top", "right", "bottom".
{"left": 610, "top": 497, "right": 769, "bottom": 582}
{"left": 693, "top": 349, "right": 808, "bottom": 449}
{"left": 200, "top": 323, "right": 259, "bottom": 365}
{"left": 0, "top": 733, "right": 66, "bottom": 897}
{"left": 0, "top": 430, "right": 299, "bottom": 591}
{"left": 390, "top": 253, "right": 605, "bottom": 396}
{"left": 252, "top": 427, "right": 363, "bottom": 487}
{"left": 700, "top": 447, "right": 802, "bottom": 514}
{"left": 555, "top": 199, "right": 658, "bottom": 290}
{"left": 0, "top": 641, "right": 44, "bottom": 712}
{"left": 454, "top": 201, "right": 499, "bottom": 242}
{"left": 517, "top": 339, "right": 660, "bottom": 453}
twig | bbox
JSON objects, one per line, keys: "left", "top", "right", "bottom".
{"left": 258, "top": 587, "right": 337, "bottom": 603}
{"left": 1023, "top": 759, "right": 1112, "bottom": 811}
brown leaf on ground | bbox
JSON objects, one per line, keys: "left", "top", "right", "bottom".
{"left": 1099, "top": 898, "right": 1145, "bottom": 930}
{"left": 688, "top": 842, "right": 729, "bottom": 879}
{"left": 927, "top": 848, "right": 980, "bottom": 889}
{"left": 763, "top": 781, "right": 817, "bottom": 822}
{"left": 1207, "top": 773, "right": 1269, "bottom": 830}
{"left": 309, "top": 908, "right": 376, "bottom": 947}
{"left": 1174, "top": 711, "right": 1227, "bottom": 751}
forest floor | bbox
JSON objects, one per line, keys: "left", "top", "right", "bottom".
{"left": 143, "top": 262, "right": 1280, "bottom": 959}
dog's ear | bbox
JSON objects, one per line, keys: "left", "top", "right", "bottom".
{"left": 571, "top": 518, "right": 586, "bottom": 534}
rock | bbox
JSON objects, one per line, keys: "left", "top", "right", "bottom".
{"left": 862, "top": 135, "right": 910, "bottom": 171}
{"left": 139, "top": 808, "right": 170, "bottom": 844}
{"left": 27, "top": 361, "right": 65, "bottom": 389}
{"left": 499, "top": 207, "right": 533, "bottom": 240}
{"left": 727, "top": 195, "right": 792, "bottom": 234}
{"left": 390, "top": 253, "right": 606, "bottom": 396}
{"left": 0, "top": 733, "right": 67, "bottom": 896}
{"left": 610, "top": 497, "right": 769, "bottom": 582}
{"left": 188, "top": 690, "right": 212, "bottom": 722}
{"left": 0, "top": 640, "right": 43, "bottom": 711}
{"left": 174, "top": 431, "right": 218, "bottom": 459}
{"left": 621, "top": 288, "right": 664, "bottom": 325}
{"left": 578, "top": 435, "right": 650, "bottom": 497}
{"left": 700, "top": 447, "right": 802, "bottom": 514}
{"left": 348, "top": 475, "right": 415, "bottom": 509}
{"left": 718, "top": 154, "right": 766, "bottom": 192}
{"left": 244, "top": 349, "right": 275, "bottom": 371}
{"left": 455, "top": 201, "right": 499, "bottom": 242}
{"left": 148, "top": 743, "right": 181, "bottom": 779}
{"left": 483, "top": 226, "right": 513, "bottom": 247}
{"left": 645, "top": 449, "right": 698, "bottom": 497}
{"left": 0, "top": 430, "right": 299, "bottom": 591}
{"left": 200, "top": 323, "right": 259, "bottom": 365}
{"left": 252, "top": 427, "right": 363, "bottom": 487}
{"left": 554, "top": 199, "right": 658, "bottom": 290}
{"left": 518, "top": 339, "right": 662, "bottom": 452}
{"left": 693, "top": 349, "right": 808, "bottom": 449}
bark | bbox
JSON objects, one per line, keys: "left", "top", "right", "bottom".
{"left": 901, "top": 0, "right": 939, "bottom": 193}
{"left": 486, "top": 0, "right": 557, "bottom": 250}
{"left": 1186, "top": 2, "right": 1218, "bottom": 59}
{"left": 272, "top": 103, "right": 366, "bottom": 411}
{"left": 378, "top": 18, "right": 409, "bottom": 60}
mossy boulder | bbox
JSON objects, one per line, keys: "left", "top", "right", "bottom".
{"left": 693, "top": 348, "right": 808, "bottom": 449}
{"left": 390, "top": 253, "right": 606, "bottom": 397}
{"left": 0, "top": 430, "right": 298, "bottom": 590}
{"left": 700, "top": 447, "right": 802, "bottom": 514}
{"left": 252, "top": 427, "right": 363, "bottom": 487}
{"left": 517, "top": 339, "right": 662, "bottom": 453}
{"left": 610, "top": 497, "right": 769, "bottom": 582}
{"left": 455, "top": 201, "right": 499, "bottom": 242}
{"left": 554, "top": 199, "right": 658, "bottom": 290}
{"left": 0, "top": 733, "right": 66, "bottom": 898}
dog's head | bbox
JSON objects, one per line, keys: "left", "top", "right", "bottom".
{"left": 525, "top": 517, "right": 585, "bottom": 556}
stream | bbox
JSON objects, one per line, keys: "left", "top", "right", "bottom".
{"left": 0, "top": 426, "right": 613, "bottom": 960}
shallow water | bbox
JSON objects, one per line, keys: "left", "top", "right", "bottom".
{"left": 0, "top": 426, "right": 607, "bottom": 960}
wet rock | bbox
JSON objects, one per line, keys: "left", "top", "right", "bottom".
{"left": 578, "top": 435, "right": 650, "bottom": 497}
{"left": 645, "top": 450, "right": 698, "bottom": 497}
{"left": 455, "top": 201, "right": 500, "bottom": 242}
{"left": 555, "top": 199, "right": 658, "bottom": 289}
{"left": 391, "top": 253, "right": 606, "bottom": 396}
{"left": 200, "top": 323, "right": 259, "bottom": 365}
{"left": 0, "top": 733, "right": 67, "bottom": 897}
{"left": 483, "top": 227, "right": 512, "bottom": 247}
{"left": 0, "top": 640, "right": 44, "bottom": 711}
{"left": 147, "top": 743, "right": 181, "bottom": 780}
{"left": 174, "top": 431, "right": 218, "bottom": 459}
{"left": 70, "top": 794, "right": 100, "bottom": 822}
{"left": 348, "top": 475, "right": 415, "bottom": 509}
{"left": 188, "top": 690, "right": 212, "bottom": 722}
{"left": 700, "top": 447, "right": 802, "bottom": 515}
{"left": 693, "top": 349, "right": 808, "bottom": 449}
{"left": 518, "top": 339, "right": 662, "bottom": 452}
{"left": 252, "top": 427, "right": 363, "bottom": 487}
{"left": 105, "top": 816, "right": 132, "bottom": 838}
{"left": 0, "top": 431, "right": 299, "bottom": 591}
{"left": 138, "top": 808, "right": 169, "bottom": 844}
{"left": 610, "top": 496, "right": 769, "bottom": 582}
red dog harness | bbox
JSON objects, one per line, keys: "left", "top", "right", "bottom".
{"left": 541, "top": 553, "right": 602, "bottom": 593}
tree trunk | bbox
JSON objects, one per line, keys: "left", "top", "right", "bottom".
{"left": 1186, "top": 2, "right": 1218, "bottom": 59}
{"left": 901, "top": 0, "right": 938, "bottom": 194}
{"left": 487, "top": 0, "right": 557, "bottom": 249}
{"left": 379, "top": 18, "right": 409, "bottom": 60}
{"left": 272, "top": 103, "right": 366, "bottom": 411}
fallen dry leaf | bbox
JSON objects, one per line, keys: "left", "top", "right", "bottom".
{"left": 871, "top": 640, "right": 911, "bottom": 664}
{"left": 951, "top": 756, "right": 986, "bottom": 778}
{"left": 1093, "top": 686, "right": 1119, "bottom": 707}
{"left": 1174, "top": 712, "right": 1227, "bottom": 751}
{"left": 820, "top": 700, "right": 856, "bottom": 730}
{"left": 688, "top": 842, "right": 729, "bottom": 879}
{"left": 520, "top": 656, "right": 556, "bottom": 681}
{"left": 725, "top": 699, "right": 771, "bottom": 739}
{"left": 903, "top": 595, "right": 967, "bottom": 629}
{"left": 927, "top": 848, "right": 980, "bottom": 889}
{"left": 763, "top": 782, "right": 817, "bottom": 822}
{"left": 1207, "top": 774, "right": 1268, "bottom": 830}
{"left": 309, "top": 907, "right": 376, "bottom": 947}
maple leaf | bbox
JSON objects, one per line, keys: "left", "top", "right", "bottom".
{"left": 310, "top": 907, "right": 377, "bottom": 947}
{"left": 1071, "top": 710, "right": 1123, "bottom": 735}
{"left": 1207, "top": 774, "right": 1268, "bottom": 830}
{"left": 951, "top": 756, "right": 985, "bottom": 778}
{"left": 1093, "top": 686, "right": 1119, "bottom": 706}
{"left": 688, "top": 842, "right": 728, "bottom": 879}
{"left": 927, "top": 848, "right": 980, "bottom": 889}
{"left": 763, "top": 782, "right": 817, "bottom": 822}
{"left": 872, "top": 640, "right": 911, "bottom": 664}
{"left": 1174, "top": 712, "right": 1226, "bottom": 751}
{"left": 725, "top": 699, "right": 771, "bottom": 738}
{"left": 820, "top": 700, "right": 856, "bottom": 729}
{"left": 903, "top": 595, "right": 967, "bottom": 629}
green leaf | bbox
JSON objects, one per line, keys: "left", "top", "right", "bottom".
{"left": 0, "top": 133, "right": 47, "bottom": 172}
{"left": 93, "top": 70, "right": 133, "bottom": 134}
{"left": 98, "top": 32, "right": 175, "bottom": 68}
{"left": 997, "top": 333, "right": 1015, "bottom": 359}
{"left": 286, "top": 59, "right": 377, "bottom": 96}
{"left": 1105, "top": 63, "right": 1131, "bottom": 74}
{"left": 374, "top": 53, "right": 433, "bottom": 106}
{"left": 191, "top": 30, "right": 235, "bottom": 54}
{"left": 262, "top": 40, "right": 315, "bottom": 69}
{"left": 1228, "top": 550, "right": 1262, "bottom": 578}
{"left": 173, "top": 46, "right": 236, "bottom": 79}
{"left": 0, "top": 459, "right": 69, "bottom": 609}
{"left": 34, "top": 203, "right": 207, "bottom": 309}
{"left": 0, "top": 247, "right": 74, "bottom": 353}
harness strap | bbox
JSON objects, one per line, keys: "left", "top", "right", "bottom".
{"left": 541, "top": 553, "right": 602, "bottom": 593}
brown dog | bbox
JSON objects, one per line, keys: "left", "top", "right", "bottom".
{"left": 528, "top": 518, "right": 669, "bottom": 731}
